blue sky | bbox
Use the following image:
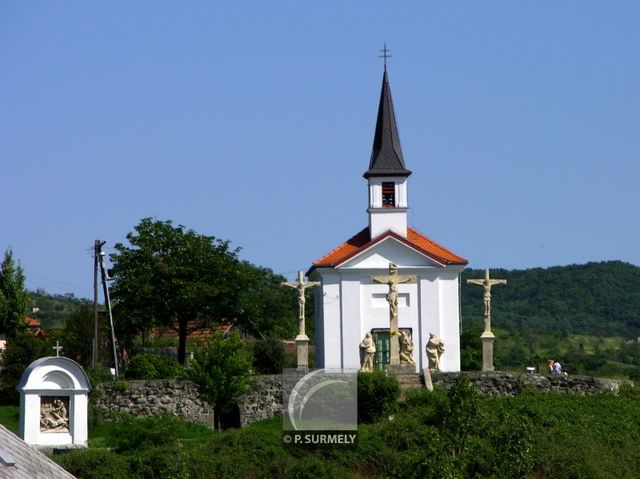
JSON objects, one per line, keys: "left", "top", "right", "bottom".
{"left": 2, "top": 1, "right": 639, "bottom": 298}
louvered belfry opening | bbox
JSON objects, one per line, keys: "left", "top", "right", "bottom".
{"left": 382, "top": 182, "right": 395, "bottom": 207}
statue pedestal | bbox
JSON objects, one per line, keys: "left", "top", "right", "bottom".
{"left": 422, "top": 368, "right": 433, "bottom": 391}
{"left": 481, "top": 331, "right": 495, "bottom": 372}
{"left": 295, "top": 335, "right": 310, "bottom": 372}
{"left": 385, "top": 364, "right": 415, "bottom": 375}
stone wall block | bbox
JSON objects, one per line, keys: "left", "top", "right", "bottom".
{"left": 96, "top": 380, "right": 214, "bottom": 427}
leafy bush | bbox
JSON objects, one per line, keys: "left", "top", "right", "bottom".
{"left": 104, "top": 415, "right": 210, "bottom": 452}
{"left": 54, "top": 449, "right": 130, "bottom": 479}
{"left": 86, "top": 365, "right": 115, "bottom": 385}
{"left": 283, "top": 455, "right": 355, "bottom": 479}
{"left": 357, "top": 370, "right": 399, "bottom": 423}
{"left": 252, "top": 338, "right": 286, "bottom": 374}
{"left": 124, "top": 353, "right": 185, "bottom": 380}
{"left": 190, "top": 332, "right": 253, "bottom": 429}
{"left": 127, "top": 443, "right": 192, "bottom": 479}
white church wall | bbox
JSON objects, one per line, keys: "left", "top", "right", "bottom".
{"left": 341, "top": 275, "right": 362, "bottom": 370}
{"left": 418, "top": 273, "right": 442, "bottom": 371}
{"left": 368, "top": 209, "right": 408, "bottom": 239}
{"left": 316, "top": 272, "right": 341, "bottom": 369}
{"left": 313, "top": 278, "right": 325, "bottom": 368}
{"left": 437, "top": 269, "right": 463, "bottom": 372}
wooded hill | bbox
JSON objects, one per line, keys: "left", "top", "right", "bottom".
{"left": 461, "top": 261, "right": 640, "bottom": 339}
{"left": 29, "top": 289, "right": 90, "bottom": 330}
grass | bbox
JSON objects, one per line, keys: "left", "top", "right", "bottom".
{"left": 0, "top": 405, "right": 20, "bottom": 434}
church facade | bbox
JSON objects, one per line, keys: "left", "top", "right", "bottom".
{"left": 307, "top": 68, "right": 468, "bottom": 373}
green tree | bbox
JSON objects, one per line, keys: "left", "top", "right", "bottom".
{"left": 61, "top": 303, "right": 97, "bottom": 367}
{"left": 189, "top": 331, "right": 253, "bottom": 429}
{"left": 252, "top": 338, "right": 286, "bottom": 374}
{"left": 236, "top": 262, "right": 297, "bottom": 340}
{"left": 110, "top": 218, "right": 241, "bottom": 364}
{"left": 0, "top": 248, "right": 31, "bottom": 339}
{"left": 0, "top": 332, "right": 50, "bottom": 404}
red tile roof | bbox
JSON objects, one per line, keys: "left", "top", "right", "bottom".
{"left": 311, "top": 227, "right": 467, "bottom": 270}
{"left": 151, "top": 322, "right": 234, "bottom": 340}
{"left": 25, "top": 317, "right": 41, "bottom": 328}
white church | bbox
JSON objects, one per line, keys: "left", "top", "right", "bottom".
{"left": 307, "top": 67, "right": 468, "bottom": 373}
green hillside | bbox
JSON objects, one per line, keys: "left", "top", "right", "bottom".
{"left": 29, "top": 289, "right": 91, "bottom": 330}
{"left": 462, "top": 261, "right": 640, "bottom": 338}
{"left": 461, "top": 261, "right": 640, "bottom": 376}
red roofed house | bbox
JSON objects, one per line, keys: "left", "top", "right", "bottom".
{"left": 307, "top": 66, "right": 468, "bottom": 372}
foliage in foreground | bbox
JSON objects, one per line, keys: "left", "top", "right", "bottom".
{"left": 189, "top": 331, "right": 253, "bottom": 429}
{"left": 357, "top": 369, "right": 400, "bottom": 423}
{"left": 52, "top": 377, "right": 640, "bottom": 479}
{"left": 124, "top": 353, "right": 186, "bottom": 380}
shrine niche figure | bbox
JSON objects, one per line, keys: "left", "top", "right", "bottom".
{"left": 40, "top": 398, "right": 69, "bottom": 432}
{"left": 398, "top": 331, "right": 415, "bottom": 365}
{"left": 359, "top": 333, "right": 376, "bottom": 372}
{"left": 426, "top": 333, "right": 445, "bottom": 371}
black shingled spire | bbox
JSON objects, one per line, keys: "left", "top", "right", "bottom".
{"left": 363, "top": 69, "right": 412, "bottom": 179}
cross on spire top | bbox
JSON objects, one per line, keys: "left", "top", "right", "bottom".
{"left": 378, "top": 41, "right": 392, "bottom": 70}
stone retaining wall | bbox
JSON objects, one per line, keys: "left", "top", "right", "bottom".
{"left": 431, "top": 372, "right": 623, "bottom": 396}
{"left": 94, "top": 373, "right": 626, "bottom": 428}
{"left": 239, "top": 375, "right": 283, "bottom": 427}
{"left": 95, "top": 380, "right": 214, "bottom": 427}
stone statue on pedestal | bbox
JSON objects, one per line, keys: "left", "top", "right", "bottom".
{"left": 359, "top": 333, "right": 376, "bottom": 372}
{"left": 426, "top": 333, "right": 445, "bottom": 370}
{"left": 398, "top": 331, "right": 415, "bottom": 365}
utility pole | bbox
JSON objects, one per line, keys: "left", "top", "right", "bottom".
{"left": 92, "top": 240, "right": 101, "bottom": 368}
{"left": 94, "top": 241, "right": 119, "bottom": 379}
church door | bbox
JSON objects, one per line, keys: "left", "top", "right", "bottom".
{"left": 372, "top": 330, "right": 390, "bottom": 369}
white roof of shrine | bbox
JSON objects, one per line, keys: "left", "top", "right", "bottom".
{"left": 17, "top": 357, "right": 91, "bottom": 393}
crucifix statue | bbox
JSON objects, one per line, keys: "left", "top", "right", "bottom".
{"left": 371, "top": 263, "right": 416, "bottom": 366}
{"left": 467, "top": 268, "right": 507, "bottom": 371}
{"left": 282, "top": 271, "right": 320, "bottom": 371}
{"left": 467, "top": 269, "right": 507, "bottom": 334}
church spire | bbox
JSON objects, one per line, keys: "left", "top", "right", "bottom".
{"left": 363, "top": 68, "right": 412, "bottom": 179}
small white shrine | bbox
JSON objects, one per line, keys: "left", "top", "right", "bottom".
{"left": 308, "top": 66, "right": 467, "bottom": 373}
{"left": 17, "top": 356, "right": 91, "bottom": 447}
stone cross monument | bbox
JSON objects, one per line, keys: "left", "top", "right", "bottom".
{"left": 282, "top": 271, "right": 320, "bottom": 372}
{"left": 371, "top": 263, "right": 416, "bottom": 371}
{"left": 467, "top": 268, "right": 507, "bottom": 371}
